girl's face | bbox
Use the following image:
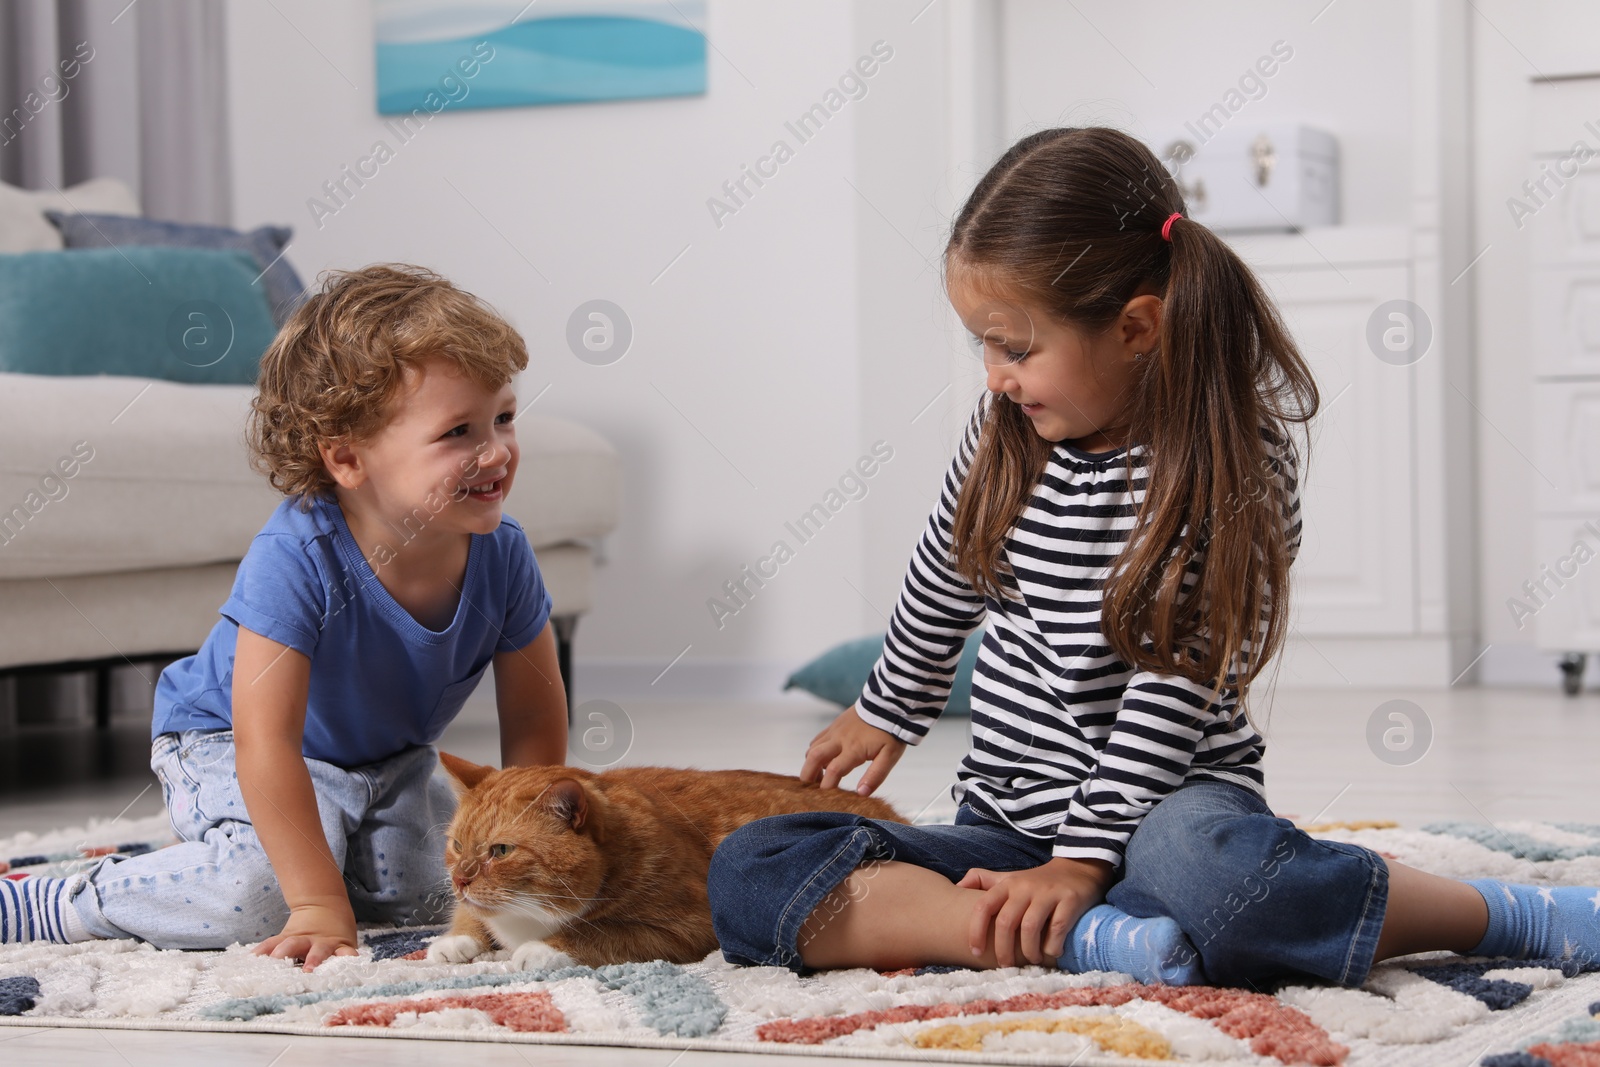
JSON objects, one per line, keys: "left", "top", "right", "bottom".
{"left": 947, "top": 269, "right": 1160, "bottom": 452}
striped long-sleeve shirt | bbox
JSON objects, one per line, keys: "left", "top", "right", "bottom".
{"left": 855, "top": 392, "right": 1303, "bottom": 867}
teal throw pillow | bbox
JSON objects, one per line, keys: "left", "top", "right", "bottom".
{"left": 44, "top": 211, "right": 306, "bottom": 327}
{"left": 784, "top": 631, "right": 982, "bottom": 715}
{"left": 0, "top": 246, "right": 278, "bottom": 385}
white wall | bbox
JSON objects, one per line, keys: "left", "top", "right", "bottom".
{"left": 223, "top": 1, "right": 976, "bottom": 697}
{"left": 1000, "top": 0, "right": 1415, "bottom": 230}
{"left": 851, "top": 2, "right": 999, "bottom": 640}
{"left": 230, "top": 1, "right": 1563, "bottom": 696}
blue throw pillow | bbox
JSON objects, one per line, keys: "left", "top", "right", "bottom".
{"left": 784, "top": 631, "right": 983, "bottom": 715}
{"left": 44, "top": 210, "right": 306, "bottom": 327}
{"left": 0, "top": 247, "right": 279, "bottom": 385}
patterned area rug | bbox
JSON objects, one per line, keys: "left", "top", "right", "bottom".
{"left": 2, "top": 813, "right": 1600, "bottom": 1066}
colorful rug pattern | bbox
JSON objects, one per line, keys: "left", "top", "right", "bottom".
{"left": 2, "top": 814, "right": 1600, "bottom": 1065}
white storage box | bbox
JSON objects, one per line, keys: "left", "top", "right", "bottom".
{"left": 1152, "top": 124, "right": 1339, "bottom": 234}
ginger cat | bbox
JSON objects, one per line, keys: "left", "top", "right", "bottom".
{"left": 426, "top": 753, "right": 906, "bottom": 969}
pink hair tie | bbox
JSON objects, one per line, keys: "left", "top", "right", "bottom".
{"left": 1161, "top": 212, "right": 1182, "bottom": 241}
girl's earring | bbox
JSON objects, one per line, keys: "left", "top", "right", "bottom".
{"left": 1134, "top": 351, "right": 1145, "bottom": 360}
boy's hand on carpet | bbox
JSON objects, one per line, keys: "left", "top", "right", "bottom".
{"left": 801, "top": 704, "right": 906, "bottom": 796}
{"left": 254, "top": 902, "right": 360, "bottom": 972}
{"left": 960, "top": 858, "right": 1116, "bottom": 968}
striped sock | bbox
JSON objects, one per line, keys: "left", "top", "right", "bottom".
{"left": 0, "top": 875, "right": 90, "bottom": 944}
{"left": 1467, "top": 879, "right": 1600, "bottom": 964}
{"left": 1058, "top": 904, "right": 1205, "bottom": 985}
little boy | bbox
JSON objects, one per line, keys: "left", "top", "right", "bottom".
{"left": 0, "top": 264, "right": 568, "bottom": 970}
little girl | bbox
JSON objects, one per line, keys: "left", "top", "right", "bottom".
{"left": 708, "top": 127, "right": 1600, "bottom": 989}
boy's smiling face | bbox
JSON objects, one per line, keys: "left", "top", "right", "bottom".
{"left": 322, "top": 355, "right": 520, "bottom": 540}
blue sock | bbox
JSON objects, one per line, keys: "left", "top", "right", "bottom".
{"left": 1058, "top": 904, "right": 1205, "bottom": 985}
{"left": 0, "top": 876, "right": 89, "bottom": 944}
{"left": 1466, "top": 879, "right": 1600, "bottom": 964}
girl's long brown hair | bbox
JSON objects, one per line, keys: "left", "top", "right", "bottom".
{"left": 947, "top": 127, "right": 1320, "bottom": 720}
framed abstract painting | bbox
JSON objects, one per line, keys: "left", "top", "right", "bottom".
{"left": 374, "top": 1, "right": 708, "bottom": 114}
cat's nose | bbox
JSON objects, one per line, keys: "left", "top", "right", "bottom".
{"left": 452, "top": 874, "right": 472, "bottom": 892}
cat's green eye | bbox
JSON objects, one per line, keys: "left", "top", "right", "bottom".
{"left": 489, "top": 843, "right": 514, "bottom": 859}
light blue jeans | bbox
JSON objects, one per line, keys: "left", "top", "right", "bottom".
{"left": 66, "top": 729, "right": 457, "bottom": 949}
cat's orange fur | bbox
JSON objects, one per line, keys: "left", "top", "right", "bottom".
{"left": 427, "top": 753, "right": 905, "bottom": 968}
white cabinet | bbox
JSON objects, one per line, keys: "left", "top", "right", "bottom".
{"left": 1217, "top": 228, "right": 1421, "bottom": 642}
{"left": 1525, "top": 76, "right": 1600, "bottom": 690}
{"left": 1241, "top": 261, "right": 1417, "bottom": 635}
{"left": 1531, "top": 516, "right": 1600, "bottom": 656}
{"left": 1532, "top": 381, "right": 1600, "bottom": 513}
{"left": 1530, "top": 267, "right": 1600, "bottom": 379}
{"left": 1527, "top": 174, "right": 1600, "bottom": 270}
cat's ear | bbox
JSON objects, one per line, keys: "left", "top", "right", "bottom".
{"left": 545, "top": 778, "right": 590, "bottom": 833}
{"left": 439, "top": 751, "right": 496, "bottom": 794}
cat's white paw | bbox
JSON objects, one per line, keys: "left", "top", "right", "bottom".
{"left": 510, "top": 940, "right": 576, "bottom": 971}
{"left": 426, "top": 934, "right": 489, "bottom": 964}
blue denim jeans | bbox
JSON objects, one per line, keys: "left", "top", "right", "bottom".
{"left": 707, "top": 781, "right": 1390, "bottom": 989}
{"left": 65, "top": 729, "right": 457, "bottom": 950}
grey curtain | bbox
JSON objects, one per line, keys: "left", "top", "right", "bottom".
{"left": 0, "top": 0, "right": 231, "bottom": 225}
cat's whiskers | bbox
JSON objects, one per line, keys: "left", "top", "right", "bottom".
{"left": 508, "top": 883, "right": 592, "bottom": 921}
{"left": 510, "top": 894, "right": 609, "bottom": 939}
{"left": 494, "top": 894, "right": 591, "bottom": 940}
{"left": 508, "top": 879, "right": 618, "bottom": 938}
{"left": 499, "top": 894, "right": 570, "bottom": 920}
{"left": 544, "top": 870, "right": 607, "bottom": 922}
{"left": 524, "top": 890, "right": 620, "bottom": 929}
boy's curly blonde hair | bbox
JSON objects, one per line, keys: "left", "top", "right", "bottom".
{"left": 245, "top": 263, "right": 529, "bottom": 512}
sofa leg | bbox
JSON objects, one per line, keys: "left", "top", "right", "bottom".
{"left": 94, "top": 663, "right": 113, "bottom": 730}
{"left": 551, "top": 615, "right": 577, "bottom": 723}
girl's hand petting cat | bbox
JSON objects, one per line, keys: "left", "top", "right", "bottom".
{"left": 800, "top": 704, "right": 906, "bottom": 796}
{"left": 253, "top": 901, "right": 360, "bottom": 972}
{"left": 959, "top": 857, "right": 1117, "bottom": 967}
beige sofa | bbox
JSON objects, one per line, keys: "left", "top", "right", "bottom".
{"left": 0, "top": 370, "right": 620, "bottom": 725}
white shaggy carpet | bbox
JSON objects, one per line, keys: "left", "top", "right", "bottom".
{"left": 2, "top": 813, "right": 1599, "bottom": 1066}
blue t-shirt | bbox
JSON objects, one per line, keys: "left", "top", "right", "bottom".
{"left": 151, "top": 493, "right": 554, "bottom": 767}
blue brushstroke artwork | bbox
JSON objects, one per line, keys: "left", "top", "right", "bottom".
{"left": 375, "top": 1, "right": 707, "bottom": 114}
